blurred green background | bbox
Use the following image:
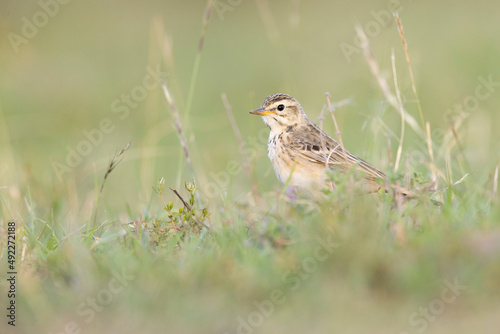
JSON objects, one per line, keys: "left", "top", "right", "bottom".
{"left": 1, "top": 0, "right": 500, "bottom": 333}
{"left": 2, "top": 0, "right": 499, "bottom": 214}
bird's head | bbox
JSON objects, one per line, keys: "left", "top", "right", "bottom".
{"left": 250, "top": 93, "right": 307, "bottom": 132}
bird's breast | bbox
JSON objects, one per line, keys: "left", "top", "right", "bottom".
{"left": 267, "top": 132, "right": 279, "bottom": 161}
{"left": 267, "top": 132, "right": 324, "bottom": 191}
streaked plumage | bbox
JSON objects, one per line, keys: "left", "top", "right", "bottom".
{"left": 250, "top": 93, "right": 386, "bottom": 194}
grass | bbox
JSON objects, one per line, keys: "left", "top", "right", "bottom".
{"left": 1, "top": 1, "right": 500, "bottom": 333}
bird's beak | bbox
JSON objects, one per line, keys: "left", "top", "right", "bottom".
{"left": 250, "top": 107, "right": 276, "bottom": 116}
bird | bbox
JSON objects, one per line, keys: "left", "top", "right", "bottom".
{"left": 250, "top": 93, "right": 390, "bottom": 195}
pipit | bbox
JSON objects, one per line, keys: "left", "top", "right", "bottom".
{"left": 250, "top": 93, "right": 391, "bottom": 195}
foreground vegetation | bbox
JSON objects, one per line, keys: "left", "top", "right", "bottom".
{"left": 2, "top": 154, "right": 500, "bottom": 333}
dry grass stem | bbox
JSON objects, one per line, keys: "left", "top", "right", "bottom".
{"left": 449, "top": 123, "right": 471, "bottom": 172}
{"left": 161, "top": 82, "right": 200, "bottom": 206}
{"left": 391, "top": 49, "right": 405, "bottom": 173}
{"left": 355, "top": 25, "right": 423, "bottom": 138}
{"left": 221, "top": 93, "right": 262, "bottom": 204}
{"left": 318, "top": 104, "right": 328, "bottom": 169}
{"left": 453, "top": 173, "right": 469, "bottom": 186}
{"left": 318, "top": 104, "right": 336, "bottom": 190}
{"left": 329, "top": 97, "right": 353, "bottom": 109}
{"left": 394, "top": 13, "right": 426, "bottom": 130}
{"left": 425, "top": 122, "right": 437, "bottom": 188}
{"left": 325, "top": 93, "right": 349, "bottom": 165}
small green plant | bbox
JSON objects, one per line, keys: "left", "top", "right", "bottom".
{"left": 142, "top": 178, "right": 212, "bottom": 248}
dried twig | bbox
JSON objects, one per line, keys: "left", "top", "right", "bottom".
{"left": 170, "top": 187, "right": 191, "bottom": 211}
{"left": 170, "top": 187, "right": 211, "bottom": 233}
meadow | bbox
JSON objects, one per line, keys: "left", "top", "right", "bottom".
{"left": 1, "top": 1, "right": 500, "bottom": 333}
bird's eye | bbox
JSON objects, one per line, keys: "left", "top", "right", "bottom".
{"left": 277, "top": 104, "right": 285, "bottom": 111}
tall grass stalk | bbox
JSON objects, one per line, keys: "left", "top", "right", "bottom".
{"left": 355, "top": 24, "right": 423, "bottom": 138}
{"left": 184, "top": 0, "right": 214, "bottom": 123}
{"left": 394, "top": 13, "right": 426, "bottom": 130}
{"left": 161, "top": 82, "right": 201, "bottom": 205}
{"left": 325, "top": 93, "right": 349, "bottom": 165}
{"left": 390, "top": 49, "right": 406, "bottom": 173}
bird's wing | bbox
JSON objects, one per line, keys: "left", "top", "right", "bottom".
{"left": 288, "top": 126, "right": 386, "bottom": 181}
